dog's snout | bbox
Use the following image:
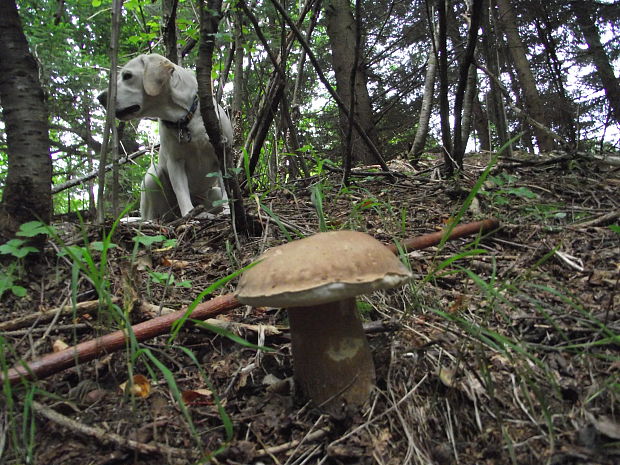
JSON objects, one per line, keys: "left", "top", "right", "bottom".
{"left": 97, "top": 91, "right": 108, "bottom": 108}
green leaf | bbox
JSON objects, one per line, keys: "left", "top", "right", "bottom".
{"left": 17, "top": 221, "right": 50, "bottom": 238}
{"left": 90, "top": 241, "right": 118, "bottom": 252}
{"left": 505, "top": 187, "right": 537, "bottom": 199}
{"left": 11, "top": 286, "right": 27, "bottom": 298}
{"left": 163, "top": 238, "right": 178, "bottom": 248}
{"left": 11, "top": 247, "right": 38, "bottom": 259}
{"left": 610, "top": 225, "right": 620, "bottom": 234}
{"left": 133, "top": 234, "right": 168, "bottom": 247}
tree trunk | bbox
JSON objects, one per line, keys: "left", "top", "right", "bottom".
{"left": 198, "top": 0, "right": 252, "bottom": 237}
{"left": 481, "top": 0, "right": 511, "bottom": 156}
{"left": 472, "top": 96, "right": 491, "bottom": 152}
{"left": 162, "top": 0, "right": 179, "bottom": 64}
{"left": 231, "top": 9, "right": 245, "bottom": 143}
{"left": 96, "top": 0, "right": 122, "bottom": 223}
{"left": 437, "top": 0, "right": 453, "bottom": 174}
{"left": 0, "top": 0, "right": 52, "bottom": 243}
{"left": 325, "top": 0, "right": 379, "bottom": 166}
{"left": 452, "top": 0, "right": 483, "bottom": 169}
{"left": 409, "top": 21, "right": 439, "bottom": 162}
{"left": 534, "top": 6, "right": 576, "bottom": 146}
{"left": 570, "top": 1, "right": 620, "bottom": 124}
{"left": 495, "top": 0, "right": 554, "bottom": 152}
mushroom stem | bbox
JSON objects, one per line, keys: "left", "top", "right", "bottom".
{"left": 287, "top": 298, "right": 375, "bottom": 412}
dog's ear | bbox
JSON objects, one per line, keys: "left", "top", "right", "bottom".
{"left": 143, "top": 56, "right": 175, "bottom": 97}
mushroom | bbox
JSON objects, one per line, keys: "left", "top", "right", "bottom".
{"left": 235, "top": 230, "right": 412, "bottom": 413}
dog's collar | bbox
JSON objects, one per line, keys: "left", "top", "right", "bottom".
{"left": 162, "top": 94, "right": 199, "bottom": 143}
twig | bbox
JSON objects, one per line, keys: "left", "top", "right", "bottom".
{"left": 3, "top": 294, "right": 241, "bottom": 385}
{"left": 31, "top": 401, "right": 187, "bottom": 458}
{"left": 568, "top": 210, "right": 620, "bottom": 228}
{"left": 256, "top": 428, "right": 329, "bottom": 457}
{"left": 385, "top": 218, "right": 500, "bottom": 254}
{"left": 52, "top": 147, "right": 154, "bottom": 194}
{"left": 0, "top": 298, "right": 118, "bottom": 332}
{"left": 2, "top": 324, "right": 91, "bottom": 337}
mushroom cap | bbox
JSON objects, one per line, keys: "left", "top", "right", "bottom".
{"left": 235, "top": 230, "right": 412, "bottom": 307}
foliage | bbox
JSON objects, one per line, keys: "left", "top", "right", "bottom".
{"left": 0, "top": 0, "right": 616, "bottom": 215}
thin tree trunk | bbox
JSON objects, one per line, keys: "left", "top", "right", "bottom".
{"left": 325, "top": 0, "right": 379, "bottom": 166}
{"left": 437, "top": 0, "right": 453, "bottom": 174}
{"left": 231, "top": 9, "right": 245, "bottom": 142}
{"left": 96, "top": 0, "right": 123, "bottom": 223}
{"left": 198, "top": 0, "right": 252, "bottom": 237}
{"left": 481, "top": 0, "right": 511, "bottom": 156}
{"left": 0, "top": 0, "right": 53, "bottom": 244}
{"left": 472, "top": 95, "right": 490, "bottom": 152}
{"left": 409, "top": 20, "right": 439, "bottom": 162}
{"left": 495, "top": 0, "right": 554, "bottom": 152}
{"left": 461, "top": 66, "right": 478, "bottom": 150}
{"left": 570, "top": 0, "right": 620, "bottom": 124}
{"left": 452, "top": 0, "right": 483, "bottom": 169}
{"left": 162, "top": 0, "right": 179, "bottom": 64}
{"left": 341, "top": 0, "right": 362, "bottom": 186}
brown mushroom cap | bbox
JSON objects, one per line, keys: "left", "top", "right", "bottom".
{"left": 235, "top": 230, "right": 412, "bottom": 307}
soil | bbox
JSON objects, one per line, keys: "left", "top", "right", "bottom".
{"left": 1, "top": 151, "right": 619, "bottom": 465}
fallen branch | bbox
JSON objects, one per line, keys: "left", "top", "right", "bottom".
{"left": 385, "top": 218, "right": 500, "bottom": 254}
{"left": 256, "top": 427, "right": 330, "bottom": 457}
{"left": 2, "top": 218, "right": 499, "bottom": 385}
{"left": 31, "top": 400, "right": 187, "bottom": 458}
{"left": 3, "top": 294, "right": 241, "bottom": 385}
{"left": 0, "top": 298, "right": 118, "bottom": 332}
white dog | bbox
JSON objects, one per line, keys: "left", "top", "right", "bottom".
{"left": 98, "top": 54, "right": 233, "bottom": 221}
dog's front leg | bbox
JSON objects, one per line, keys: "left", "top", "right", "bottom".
{"left": 166, "top": 159, "right": 194, "bottom": 217}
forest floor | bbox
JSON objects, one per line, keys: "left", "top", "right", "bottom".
{"left": 1, "top": 151, "right": 619, "bottom": 465}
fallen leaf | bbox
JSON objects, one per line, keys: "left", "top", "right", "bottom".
{"left": 52, "top": 339, "right": 69, "bottom": 352}
{"left": 182, "top": 389, "right": 213, "bottom": 406}
{"left": 437, "top": 366, "right": 457, "bottom": 387}
{"left": 119, "top": 374, "right": 151, "bottom": 399}
{"left": 161, "top": 257, "right": 191, "bottom": 269}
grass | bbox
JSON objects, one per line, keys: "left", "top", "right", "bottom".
{"left": 0, "top": 210, "right": 270, "bottom": 463}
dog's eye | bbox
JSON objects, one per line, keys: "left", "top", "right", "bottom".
{"left": 122, "top": 71, "right": 133, "bottom": 81}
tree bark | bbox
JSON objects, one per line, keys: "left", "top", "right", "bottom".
{"left": 570, "top": 1, "right": 620, "bottom": 124}
{"left": 409, "top": 20, "right": 439, "bottom": 162}
{"left": 96, "top": 0, "right": 122, "bottom": 223}
{"left": 452, "top": 0, "right": 483, "bottom": 169}
{"left": 162, "top": 0, "right": 179, "bottom": 64}
{"left": 325, "top": 0, "right": 379, "bottom": 166}
{"left": 481, "top": 0, "right": 511, "bottom": 156}
{"left": 437, "top": 0, "right": 453, "bottom": 174}
{"left": 198, "top": 0, "right": 252, "bottom": 237}
{"left": 495, "top": 0, "right": 554, "bottom": 152}
{"left": 0, "top": 0, "right": 53, "bottom": 243}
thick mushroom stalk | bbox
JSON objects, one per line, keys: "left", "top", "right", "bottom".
{"left": 288, "top": 298, "right": 375, "bottom": 411}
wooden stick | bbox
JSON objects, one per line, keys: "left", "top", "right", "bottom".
{"left": 0, "top": 298, "right": 118, "bottom": 332}
{"left": 31, "top": 400, "right": 187, "bottom": 457}
{"left": 2, "top": 218, "right": 499, "bottom": 385}
{"left": 3, "top": 294, "right": 241, "bottom": 385}
{"left": 385, "top": 218, "right": 500, "bottom": 254}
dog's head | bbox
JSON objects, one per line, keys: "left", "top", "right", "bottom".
{"left": 97, "top": 54, "right": 177, "bottom": 120}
